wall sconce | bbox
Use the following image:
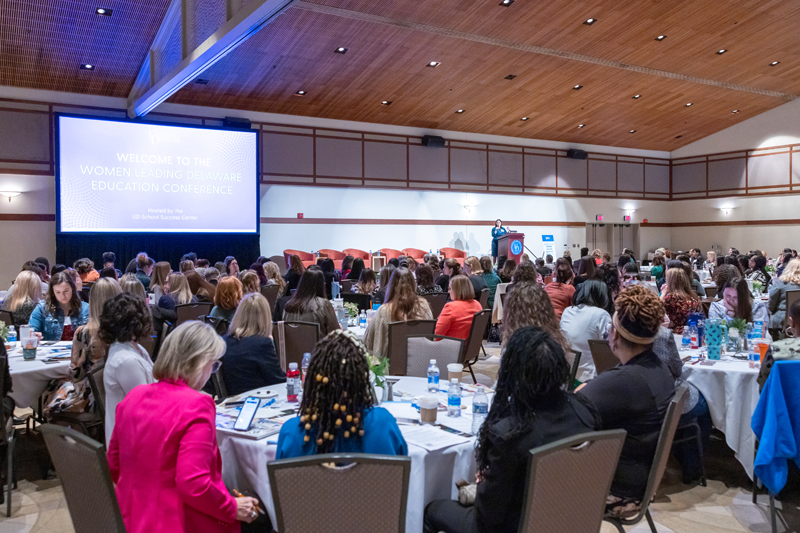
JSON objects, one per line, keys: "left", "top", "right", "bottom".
{"left": 0, "top": 191, "right": 21, "bottom": 203}
{"left": 720, "top": 207, "right": 734, "bottom": 216}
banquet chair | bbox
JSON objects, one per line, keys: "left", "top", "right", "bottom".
{"left": 386, "top": 320, "right": 437, "bottom": 375}
{"left": 402, "top": 248, "right": 426, "bottom": 261}
{"left": 276, "top": 321, "right": 321, "bottom": 372}
{"left": 705, "top": 286, "right": 717, "bottom": 299}
{"left": 567, "top": 349, "right": 582, "bottom": 391}
{"left": 340, "top": 280, "right": 355, "bottom": 293}
{"left": 478, "top": 288, "right": 489, "bottom": 309}
{"left": 268, "top": 453, "right": 411, "bottom": 533}
{"left": 405, "top": 335, "right": 464, "bottom": 378}
{"left": 211, "top": 367, "right": 228, "bottom": 404}
{"left": 543, "top": 276, "right": 553, "bottom": 285}
{"left": 0, "top": 356, "right": 16, "bottom": 516}
{"left": 518, "top": 430, "right": 626, "bottom": 533}
{"left": 47, "top": 363, "right": 106, "bottom": 443}
{"left": 41, "top": 424, "right": 126, "bottom": 533}
{"left": 342, "top": 248, "right": 371, "bottom": 262}
{"left": 588, "top": 340, "right": 619, "bottom": 375}
{"left": 462, "top": 310, "right": 492, "bottom": 383}
{"left": 0, "top": 311, "right": 14, "bottom": 336}
{"left": 260, "top": 284, "right": 281, "bottom": 313}
{"left": 342, "top": 293, "right": 371, "bottom": 313}
{"left": 604, "top": 385, "right": 688, "bottom": 533}
{"left": 421, "top": 293, "right": 448, "bottom": 319}
{"left": 268, "top": 255, "right": 287, "bottom": 276}
{"left": 785, "top": 290, "right": 800, "bottom": 330}
{"left": 175, "top": 302, "right": 213, "bottom": 325}
{"left": 500, "top": 291, "right": 507, "bottom": 308}
{"left": 203, "top": 315, "right": 230, "bottom": 336}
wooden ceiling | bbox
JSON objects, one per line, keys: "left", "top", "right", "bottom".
{"left": 3, "top": 0, "right": 800, "bottom": 151}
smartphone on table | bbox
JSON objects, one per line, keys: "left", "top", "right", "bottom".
{"left": 233, "top": 397, "right": 261, "bottom": 431}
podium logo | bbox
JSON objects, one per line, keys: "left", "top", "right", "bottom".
{"left": 510, "top": 240, "right": 523, "bottom": 255}
{"left": 148, "top": 129, "right": 181, "bottom": 145}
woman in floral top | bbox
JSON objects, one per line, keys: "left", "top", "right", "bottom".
{"left": 662, "top": 268, "right": 700, "bottom": 333}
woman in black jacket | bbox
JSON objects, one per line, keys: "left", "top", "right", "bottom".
{"left": 283, "top": 254, "right": 305, "bottom": 297}
{"left": 424, "top": 326, "right": 600, "bottom": 533}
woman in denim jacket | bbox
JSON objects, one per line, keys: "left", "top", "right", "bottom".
{"left": 29, "top": 270, "right": 89, "bottom": 341}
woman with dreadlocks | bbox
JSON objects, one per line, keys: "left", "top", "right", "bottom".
{"left": 275, "top": 330, "right": 407, "bottom": 457}
{"left": 423, "top": 326, "right": 599, "bottom": 533}
{"left": 576, "top": 284, "right": 675, "bottom": 518}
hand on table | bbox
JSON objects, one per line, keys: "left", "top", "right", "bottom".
{"left": 235, "top": 496, "right": 259, "bottom": 523}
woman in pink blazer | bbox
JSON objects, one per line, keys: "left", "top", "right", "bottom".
{"left": 107, "top": 322, "right": 258, "bottom": 533}
{"left": 435, "top": 275, "right": 483, "bottom": 340}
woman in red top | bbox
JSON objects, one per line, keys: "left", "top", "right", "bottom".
{"left": 544, "top": 260, "right": 576, "bottom": 319}
{"left": 435, "top": 275, "right": 483, "bottom": 340}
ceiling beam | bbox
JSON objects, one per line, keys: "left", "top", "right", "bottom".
{"left": 127, "top": 0, "right": 298, "bottom": 117}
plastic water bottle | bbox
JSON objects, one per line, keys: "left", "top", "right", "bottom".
{"left": 427, "top": 359, "right": 440, "bottom": 392}
{"left": 359, "top": 310, "right": 366, "bottom": 328}
{"left": 471, "top": 385, "right": 488, "bottom": 434}
{"left": 6, "top": 328, "right": 16, "bottom": 349}
{"left": 301, "top": 353, "right": 311, "bottom": 385}
{"left": 689, "top": 323, "right": 699, "bottom": 350}
{"left": 286, "top": 362, "right": 300, "bottom": 402}
{"left": 682, "top": 328, "right": 691, "bottom": 350}
{"left": 447, "top": 379, "right": 461, "bottom": 417}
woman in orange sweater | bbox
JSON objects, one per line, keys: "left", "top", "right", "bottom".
{"left": 435, "top": 275, "right": 483, "bottom": 340}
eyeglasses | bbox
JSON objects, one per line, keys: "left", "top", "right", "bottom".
{"left": 211, "top": 360, "right": 222, "bottom": 373}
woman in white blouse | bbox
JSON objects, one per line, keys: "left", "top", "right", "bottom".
{"left": 560, "top": 280, "right": 612, "bottom": 382}
{"left": 99, "top": 293, "right": 155, "bottom": 445}
{"left": 709, "top": 277, "right": 768, "bottom": 324}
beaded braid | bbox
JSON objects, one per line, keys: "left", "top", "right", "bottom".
{"left": 297, "top": 330, "right": 377, "bottom": 452}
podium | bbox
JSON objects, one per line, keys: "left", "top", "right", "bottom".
{"left": 498, "top": 233, "right": 525, "bottom": 263}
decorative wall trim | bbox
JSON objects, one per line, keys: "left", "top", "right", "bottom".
{"left": 644, "top": 219, "right": 800, "bottom": 228}
{"left": 0, "top": 214, "right": 55, "bottom": 222}
{"left": 259, "top": 217, "right": 586, "bottom": 227}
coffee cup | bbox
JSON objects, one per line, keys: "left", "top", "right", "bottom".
{"left": 419, "top": 396, "right": 438, "bottom": 425}
{"left": 22, "top": 336, "right": 38, "bottom": 360}
{"left": 19, "top": 325, "right": 32, "bottom": 341}
{"left": 447, "top": 363, "right": 463, "bottom": 383}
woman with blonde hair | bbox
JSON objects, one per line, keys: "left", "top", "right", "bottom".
{"left": 263, "top": 262, "right": 287, "bottom": 294}
{"left": 157, "top": 273, "right": 196, "bottom": 310}
{"left": 149, "top": 261, "right": 172, "bottom": 302}
{"left": 239, "top": 270, "right": 260, "bottom": 295}
{"left": 435, "top": 275, "right": 483, "bottom": 340}
{"left": 364, "top": 268, "right": 432, "bottom": 357}
{"left": 591, "top": 248, "right": 603, "bottom": 265}
{"left": 768, "top": 258, "right": 800, "bottom": 331}
{"left": 210, "top": 276, "right": 243, "bottom": 323}
{"left": 662, "top": 268, "right": 700, "bottom": 333}
{"left": 119, "top": 273, "right": 147, "bottom": 301}
{"left": 704, "top": 251, "right": 717, "bottom": 271}
{"left": 3, "top": 270, "right": 41, "bottom": 329}
{"left": 463, "top": 256, "right": 487, "bottom": 302}
{"left": 220, "top": 293, "right": 285, "bottom": 396}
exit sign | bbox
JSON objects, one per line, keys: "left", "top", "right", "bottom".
{"left": 596, "top": 215, "right": 603, "bottom": 221}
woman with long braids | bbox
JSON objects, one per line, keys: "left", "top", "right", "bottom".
{"left": 276, "top": 330, "right": 407, "bottom": 457}
{"left": 423, "top": 326, "right": 599, "bottom": 533}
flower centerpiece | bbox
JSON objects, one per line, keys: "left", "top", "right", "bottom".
{"left": 728, "top": 318, "right": 746, "bottom": 353}
{"left": 0, "top": 322, "right": 11, "bottom": 351}
{"left": 368, "top": 355, "right": 389, "bottom": 389}
{"left": 343, "top": 302, "right": 359, "bottom": 318}
{"left": 752, "top": 281, "right": 763, "bottom": 297}
{"left": 766, "top": 264, "right": 776, "bottom": 275}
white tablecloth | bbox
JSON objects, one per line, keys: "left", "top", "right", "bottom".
{"left": 491, "top": 283, "right": 511, "bottom": 324}
{"left": 7, "top": 342, "right": 72, "bottom": 408}
{"left": 696, "top": 270, "right": 711, "bottom": 282}
{"left": 674, "top": 335, "right": 759, "bottom": 479}
{"left": 218, "top": 377, "right": 483, "bottom": 532}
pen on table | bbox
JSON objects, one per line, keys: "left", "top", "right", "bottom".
{"left": 232, "top": 489, "right": 264, "bottom": 514}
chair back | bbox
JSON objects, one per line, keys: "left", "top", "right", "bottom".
{"left": 87, "top": 363, "right": 106, "bottom": 422}
{"left": 402, "top": 248, "right": 426, "bottom": 260}
{"left": 261, "top": 284, "right": 281, "bottom": 313}
{"left": 566, "top": 349, "right": 582, "bottom": 390}
{"left": 175, "top": 302, "right": 213, "bottom": 325}
{"left": 518, "top": 430, "right": 626, "bottom": 533}
{"left": 544, "top": 276, "right": 553, "bottom": 285}
{"left": 704, "top": 286, "right": 717, "bottom": 299}
{"left": 420, "top": 293, "right": 448, "bottom": 319}
{"left": 500, "top": 291, "right": 507, "bottom": 308}
{"left": 268, "top": 453, "right": 411, "bottom": 533}
{"left": 379, "top": 248, "right": 404, "bottom": 260}
{"left": 478, "top": 288, "right": 489, "bottom": 309}
{"left": 461, "top": 310, "right": 492, "bottom": 366}
{"left": 203, "top": 315, "right": 230, "bottom": 336}
{"left": 268, "top": 255, "right": 287, "bottom": 275}
{"left": 0, "top": 310, "right": 14, "bottom": 336}
{"left": 277, "top": 321, "right": 321, "bottom": 371}
{"left": 342, "top": 248, "right": 371, "bottom": 261}
{"left": 0, "top": 356, "right": 8, "bottom": 442}
{"left": 211, "top": 366, "right": 228, "bottom": 403}
{"left": 386, "top": 320, "right": 437, "bottom": 375}
{"left": 342, "top": 293, "right": 371, "bottom": 313}
{"left": 272, "top": 322, "right": 281, "bottom": 362}
{"left": 405, "top": 335, "right": 464, "bottom": 378}
{"left": 340, "top": 280, "right": 355, "bottom": 293}
{"left": 139, "top": 335, "right": 156, "bottom": 360}
{"left": 786, "top": 290, "right": 800, "bottom": 327}
{"left": 41, "top": 424, "right": 127, "bottom": 533}
{"left": 588, "top": 340, "right": 619, "bottom": 375}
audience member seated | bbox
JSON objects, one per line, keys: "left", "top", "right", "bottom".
{"left": 507, "top": 260, "right": 541, "bottom": 292}
{"left": 560, "top": 280, "right": 612, "bottom": 382}
{"left": 210, "top": 276, "right": 243, "bottom": 324}
{"left": 186, "top": 268, "right": 216, "bottom": 303}
{"left": 282, "top": 268, "right": 340, "bottom": 335}
{"left": 205, "top": 267, "right": 220, "bottom": 285}
{"left": 662, "top": 268, "right": 701, "bottom": 333}
{"left": 263, "top": 262, "right": 286, "bottom": 293}
{"left": 219, "top": 293, "right": 285, "bottom": 396}
{"left": 502, "top": 282, "right": 568, "bottom": 354}
{"left": 423, "top": 326, "right": 600, "bottom": 533}
{"left": 737, "top": 255, "right": 750, "bottom": 277}
{"left": 479, "top": 256, "right": 502, "bottom": 309}
{"left": 44, "top": 278, "right": 121, "bottom": 419}
{"left": 388, "top": 257, "right": 400, "bottom": 268}
{"left": 224, "top": 256, "right": 240, "bottom": 279}
{"left": 214, "top": 261, "right": 227, "bottom": 277}
{"left": 535, "top": 258, "right": 552, "bottom": 278}
{"left": 98, "top": 266, "right": 118, "bottom": 280}
{"left": 239, "top": 270, "right": 260, "bottom": 295}
{"left": 6, "top": 261, "right": 48, "bottom": 298}
{"left": 320, "top": 258, "right": 336, "bottom": 299}
{"left": 704, "top": 251, "right": 716, "bottom": 271}
{"left": 108, "top": 321, "right": 259, "bottom": 532}
{"left": 649, "top": 253, "right": 666, "bottom": 284}
{"left": 352, "top": 268, "right": 377, "bottom": 295}
{"left": 435, "top": 275, "right": 483, "bottom": 340}
{"left": 100, "top": 293, "right": 155, "bottom": 446}
{"left": 373, "top": 264, "right": 396, "bottom": 304}
{"left": 149, "top": 261, "right": 172, "bottom": 302}
{"left": 346, "top": 257, "right": 366, "bottom": 281}
{"left": 34, "top": 257, "right": 51, "bottom": 282}
{"left": 746, "top": 254, "right": 771, "bottom": 286}
{"left": 283, "top": 255, "right": 305, "bottom": 297}
{"left": 562, "top": 250, "right": 573, "bottom": 270}
{"left": 463, "top": 257, "right": 487, "bottom": 302}
{"left": 497, "top": 257, "right": 515, "bottom": 283}
{"left": 621, "top": 262, "right": 641, "bottom": 287}
{"left": 277, "top": 330, "right": 407, "bottom": 458}
{"left": 768, "top": 259, "right": 800, "bottom": 332}
{"left": 340, "top": 255, "right": 354, "bottom": 279}
{"left": 572, "top": 256, "right": 597, "bottom": 290}
{"left": 436, "top": 258, "right": 461, "bottom": 292}
{"left": 577, "top": 285, "right": 675, "bottom": 518}
{"left": 364, "top": 268, "right": 432, "bottom": 357}
{"left": 157, "top": 273, "right": 198, "bottom": 311}
{"left": 713, "top": 264, "right": 739, "bottom": 296}
{"left": 544, "top": 260, "right": 576, "bottom": 319}
{"left": 29, "top": 271, "right": 89, "bottom": 341}
{"left": 2, "top": 270, "right": 41, "bottom": 329}
{"left": 673, "top": 258, "right": 706, "bottom": 298}
{"left": 709, "top": 277, "right": 768, "bottom": 324}
{"left": 248, "top": 263, "right": 268, "bottom": 287}
{"left": 73, "top": 258, "right": 99, "bottom": 283}
{"left": 134, "top": 253, "right": 154, "bottom": 290}
{"left": 119, "top": 273, "right": 147, "bottom": 301}
{"left": 416, "top": 264, "right": 443, "bottom": 296}
{"left": 591, "top": 248, "right": 603, "bottom": 265}
{"left": 596, "top": 263, "right": 621, "bottom": 316}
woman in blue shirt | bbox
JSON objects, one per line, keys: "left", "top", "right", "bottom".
{"left": 276, "top": 330, "right": 407, "bottom": 458}
{"left": 29, "top": 270, "right": 89, "bottom": 341}
{"left": 491, "top": 219, "right": 508, "bottom": 263}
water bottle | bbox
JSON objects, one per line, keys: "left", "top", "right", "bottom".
{"left": 447, "top": 378, "right": 461, "bottom": 417}
{"left": 7, "top": 328, "right": 16, "bottom": 348}
{"left": 471, "top": 385, "right": 488, "bottom": 434}
{"left": 359, "top": 310, "right": 366, "bottom": 328}
{"left": 689, "top": 323, "right": 699, "bottom": 350}
{"left": 427, "top": 359, "right": 440, "bottom": 392}
{"left": 301, "top": 353, "right": 311, "bottom": 385}
{"left": 286, "top": 362, "right": 300, "bottom": 402}
{"left": 682, "top": 327, "right": 691, "bottom": 350}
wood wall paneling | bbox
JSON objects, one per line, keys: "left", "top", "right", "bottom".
{"left": 364, "top": 140, "right": 407, "bottom": 181}
{"left": 263, "top": 132, "right": 315, "bottom": 176}
{"left": 747, "top": 152, "right": 790, "bottom": 188}
{"left": 708, "top": 158, "right": 746, "bottom": 191}
{"left": 488, "top": 151, "right": 523, "bottom": 187}
{"left": 408, "top": 144, "right": 449, "bottom": 183}
{"left": 672, "top": 162, "right": 706, "bottom": 193}
{"left": 793, "top": 151, "right": 800, "bottom": 185}
{"left": 524, "top": 154, "right": 557, "bottom": 189}
{"left": 0, "top": 110, "right": 51, "bottom": 161}
{"left": 588, "top": 159, "right": 616, "bottom": 191}
{"left": 557, "top": 156, "right": 587, "bottom": 190}
{"left": 450, "top": 148, "right": 488, "bottom": 185}
{"left": 618, "top": 162, "right": 644, "bottom": 192}
{"left": 315, "top": 136, "right": 363, "bottom": 178}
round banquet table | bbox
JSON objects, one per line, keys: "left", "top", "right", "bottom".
{"left": 696, "top": 270, "right": 711, "bottom": 282}
{"left": 217, "top": 376, "right": 487, "bottom": 533}
{"left": 674, "top": 334, "right": 760, "bottom": 479}
{"left": 7, "top": 341, "right": 72, "bottom": 409}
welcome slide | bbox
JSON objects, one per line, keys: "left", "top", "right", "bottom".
{"left": 57, "top": 115, "right": 258, "bottom": 233}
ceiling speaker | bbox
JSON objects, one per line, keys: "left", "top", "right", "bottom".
{"left": 422, "top": 135, "right": 446, "bottom": 148}
{"left": 567, "top": 149, "right": 588, "bottom": 160}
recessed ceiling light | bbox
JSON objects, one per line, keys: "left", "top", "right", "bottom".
{"left": 685, "top": 102, "right": 693, "bottom": 106}
{"left": 629, "top": 129, "right": 636, "bottom": 133}
{"left": 520, "top": 117, "right": 529, "bottom": 121}
{"left": 504, "top": 74, "right": 517, "bottom": 80}
{"left": 456, "top": 109, "right": 465, "bottom": 114}
{"left": 499, "top": 0, "right": 514, "bottom": 6}
{"left": 381, "top": 100, "right": 392, "bottom": 105}
{"left": 770, "top": 61, "right": 780, "bottom": 66}
{"left": 732, "top": 109, "right": 739, "bottom": 113}
{"left": 675, "top": 135, "right": 683, "bottom": 139}
{"left": 578, "top": 124, "right": 585, "bottom": 128}
{"left": 334, "top": 47, "right": 348, "bottom": 54}
{"left": 583, "top": 18, "right": 597, "bottom": 25}
{"left": 95, "top": 7, "right": 112, "bottom": 15}
{"left": 716, "top": 49, "right": 727, "bottom": 55}
{"left": 655, "top": 35, "right": 667, "bottom": 41}
{"left": 295, "top": 90, "right": 306, "bottom": 96}
{"left": 80, "top": 64, "right": 95, "bottom": 70}
{"left": 427, "top": 61, "right": 440, "bottom": 68}
{"left": 573, "top": 84, "right": 583, "bottom": 90}
{"left": 633, "top": 94, "right": 641, "bottom": 99}
{"left": 194, "top": 78, "right": 209, "bottom": 85}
